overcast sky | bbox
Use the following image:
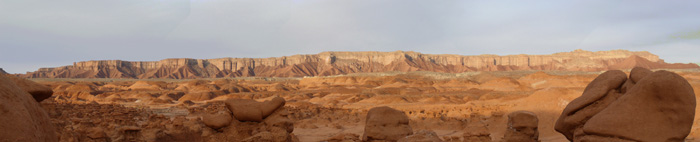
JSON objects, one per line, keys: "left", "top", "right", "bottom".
{"left": 2, "top": 0, "right": 700, "bottom": 73}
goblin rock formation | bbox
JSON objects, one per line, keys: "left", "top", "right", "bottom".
{"left": 555, "top": 67, "right": 696, "bottom": 141}
{"left": 0, "top": 74, "right": 57, "bottom": 141}
{"left": 223, "top": 97, "right": 286, "bottom": 122}
{"left": 4, "top": 74, "right": 54, "bottom": 102}
{"left": 202, "top": 111, "right": 232, "bottom": 130}
{"left": 23, "top": 50, "right": 699, "bottom": 79}
{"left": 207, "top": 97, "right": 297, "bottom": 142}
{"left": 363, "top": 106, "right": 414, "bottom": 141}
{"left": 504, "top": 111, "right": 539, "bottom": 142}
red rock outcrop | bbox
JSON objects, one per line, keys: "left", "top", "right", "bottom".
{"left": 503, "top": 111, "right": 539, "bottom": 142}
{"left": 202, "top": 111, "right": 233, "bottom": 130}
{"left": 0, "top": 74, "right": 57, "bottom": 141}
{"left": 555, "top": 67, "right": 696, "bottom": 141}
{"left": 4, "top": 74, "right": 54, "bottom": 102}
{"left": 363, "top": 106, "right": 413, "bottom": 141}
{"left": 22, "top": 50, "right": 699, "bottom": 79}
{"left": 224, "top": 97, "right": 286, "bottom": 122}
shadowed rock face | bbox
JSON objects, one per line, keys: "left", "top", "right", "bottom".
{"left": 363, "top": 106, "right": 413, "bottom": 141}
{"left": 223, "top": 97, "right": 286, "bottom": 122}
{"left": 555, "top": 67, "right": 696, "bottom": 141}
{"left": 4, "top": 74, "right": 53, "bottom": 102}
{"left": 504, "top": 111, "right": 538, "bottom": 142}
{"left": 0, "top": 74, "right": 57, "bottom": 141}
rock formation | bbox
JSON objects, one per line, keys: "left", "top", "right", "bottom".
{"left": 555, "top": 67, "right": 696, "bottom": 141}
{"left": 22, "top": 49, "right": 699, "bottom": 79}
{"left": 363, "top": 106, "right": 414, "bottom": 141}
{"left": 202, "top": 111, "right": 233, "bottom": 130}
{"left": 399, "top": 130, "right": 444, "bottom": 142}
{"left": 503, "top": 111, "right": 539, "bottom": 142}
{"left": 0, "top": 73, "right": 57, "bottom": 141}
{"left": 462, "top": 125, "right": 492, "bottom": 142}
{"left": 197, "top": 97, "right": 298, "bottom": 142}
{"left": 3, "top": 74, "right": 54, "bottom": 102}
{"left": 223, "top": 97, "right": 286, "bottom": 122}
{"left": 26, "top": 67, "right": 700, "bottom": 141}
{"left": 0, "top": 68, "right": 7, "bottom": 74}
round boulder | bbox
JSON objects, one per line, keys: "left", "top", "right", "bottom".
{"left": 362, "top": 106, "right": 413, "bottom": 141}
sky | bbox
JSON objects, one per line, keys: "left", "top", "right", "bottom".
{"left": 1, "top": 0, "right": 700, "bottom": 73}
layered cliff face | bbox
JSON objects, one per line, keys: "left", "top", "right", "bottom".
{"left": 22, "top": 49, "right": 699, "bottom": 79}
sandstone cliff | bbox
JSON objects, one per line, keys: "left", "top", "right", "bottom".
{"left": 22, "top": 49, "right": 699, "bottom": 79}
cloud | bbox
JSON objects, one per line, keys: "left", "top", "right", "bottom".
{"left": 1, "top": 0, "right": 700, "bottom": 73}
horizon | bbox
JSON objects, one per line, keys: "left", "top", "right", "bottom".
{"left": 2, "top": 1, "right": 700, "bottom": 73}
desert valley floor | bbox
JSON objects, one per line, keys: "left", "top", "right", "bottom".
{"left": 13, "top": 69, "right": 700, "bottom": 141}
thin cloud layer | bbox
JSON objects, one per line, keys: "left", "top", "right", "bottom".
{"left": 1, "top": 0, "right": 700, "bottom": 73}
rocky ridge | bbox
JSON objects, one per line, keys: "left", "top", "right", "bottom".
{"left": 23, "top": 49, "right": 699, "bottom": 79}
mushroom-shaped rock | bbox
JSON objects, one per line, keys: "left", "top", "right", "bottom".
{"left": 0, "top": 75, "right": 57, "bottom": 141}
{"left": 224, "top": 97, "right": 286, "bottom": 122}
{"left": 362, "top": 106, "right": 413, "bottom": 141}
{"left": 503, "top": 111, "right": 538, "bottom": 142}
{"left": 555, "top": 68, "right": 696, "bottom": 141}
{"left": 4, "top": 74, "right": 53, "bottom": 102}
{"left": 399, "top": 130, "right": 444, "bottom": 142}
{"left": 202, "top": 111, "right": 233, "bottom": 130}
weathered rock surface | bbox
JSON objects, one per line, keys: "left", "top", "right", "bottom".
{"left": 503, "top": 111, "right": 538, "bottom": 142}
{"left": 23, "top": 50, "right": 699, "bottom": 79}
{"left": 224, "top": 97, "right": 286, "bottom": 122}
{"left": 0, "top": 74, "right": 57, "bottom": 141}
{"left": 555, "top": 67, "right": 696, "bottom": 141}
{"left": 4, "top": 74, "right": 54, "bottom": 102}
{"left": 399, "top": 130, "right": 444, "bottom": 142}
{"left": 202, "top": 111, "right": 233, "bottom": 130}
{"left": 363, "top": 106, "right": 414, "bottom": 141}
{"left": 324, "top": 133, "right": 361, "bottom": 142}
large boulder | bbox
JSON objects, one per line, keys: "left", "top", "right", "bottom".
{"left": 503, "top": 111, "right": 538, "bottom": 142}
{"left": 0, "top": 74, "right": 57, "bottom": 141}
{"left": 202, "top": 111, "right": 233, "bottom": 130}
{"left": 4, "top": 74, "right": 53, "bottom": 102}
{"left": 555, "top": 67, "right": 696, "bottom": 141}
{"left": 362, "top": 106, "right": 413, "bottom": 141}
{"left": 224, "top": 97, "right": 286, "bottom": 122}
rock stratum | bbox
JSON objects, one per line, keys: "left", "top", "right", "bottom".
{"left": 22, "top": 49, "right": 699, "bottom": 79}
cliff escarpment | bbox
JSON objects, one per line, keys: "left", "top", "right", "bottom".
{"left": 22, "top": 49, "right": 699, "bottom": 79}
